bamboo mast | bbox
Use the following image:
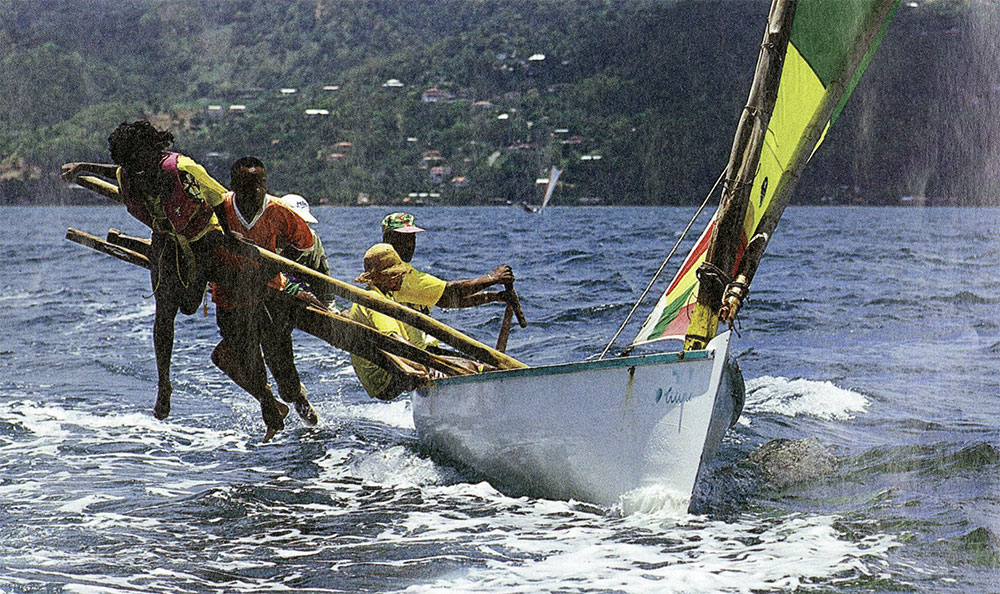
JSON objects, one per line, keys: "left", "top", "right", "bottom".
{"left": 69, "top": 175, "right": 526, "bottom": 370}
{"left": 683, "top": 0, "right": 797, "bottom": 351}
{"left": 717, "top": 0, "right": 900, "bottom": 323}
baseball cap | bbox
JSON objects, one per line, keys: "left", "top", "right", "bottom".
{"left": 381, "top": 212, "right": 424, "bottom": 234}
{"left": 278, "top": 193, "right": 318, "bottom": 224}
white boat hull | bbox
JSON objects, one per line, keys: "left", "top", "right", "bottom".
{"left": 412, "top": 332, "right": 740, "bottom": 508}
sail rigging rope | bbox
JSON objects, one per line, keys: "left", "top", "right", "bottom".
{"left": 598, "top": 168, "right": 726, "bottom": 360}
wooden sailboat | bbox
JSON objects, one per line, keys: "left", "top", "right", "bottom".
{"left": 65, "top": 0, "right": 899, "bottom": 510}
{"left": 411, "top": 0, "right": 900, "bottom": 508}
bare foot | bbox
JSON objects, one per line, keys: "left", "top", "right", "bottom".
{"left": 154, "top": 383, "right": 172, "bottom": 420}
{"left": 261, "top": 400, "right": 289, "bottom": 443}
{"left": 292, "top": 383, "right": 319, "bottom": 426}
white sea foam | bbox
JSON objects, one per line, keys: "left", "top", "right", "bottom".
{"left": 618, "top": 484, "right": 691, "bottom": 516}
{"left": 743, "top": 376, "right": 869, "bottom": 421}
{"left": 61, "top": 583, "right": 132, "bottom": 594}
{"left": 97, "top": 301, "right": 156, "bottom": 324}
{"left": 393, "top": 508, "right": 897, "bottom": 594}
{"left": 1, "top": 378, "right": 892, "bottom": 594}
{"left": 311, "top": 392, "right": 415, "bottom": 432}
{"left": 0, "top": 399, "right": 247, "bottom": 453}
{"left": 352, "top": 398, "right": 416, "bottom": 430}
{"left": 56, "top": 494, "right": 123, "bottom": 513}
{"left": 344, "top": 444, "right": 452, "bottom": 488}
{"left": 0, "top": 398, "right": 252, "bottom": 514}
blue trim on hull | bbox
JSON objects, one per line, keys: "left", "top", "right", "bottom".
{"left": 427, "top": 349, "right": 712, "bottom": 388}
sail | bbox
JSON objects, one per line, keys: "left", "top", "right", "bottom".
{"left": 540, "top": 166, "right": 562, "bottom": 211}
{"left": 633, "top": 0, "right": 898, "bottom": 346}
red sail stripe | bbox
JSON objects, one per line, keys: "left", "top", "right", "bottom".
{"left": 663, "top": 218, "right": 715, "bottom": 295}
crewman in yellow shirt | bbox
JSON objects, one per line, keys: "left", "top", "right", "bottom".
{"left": 377, "top": 212, "right": 514, "bottom": 354}
{"left": 349, "top": 244, "right": 433, "bottom": 400}
{"left": 348, "top": 212, "right": 515, "bottom": 400}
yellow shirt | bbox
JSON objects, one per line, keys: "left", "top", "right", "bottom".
{"left": 384, "top": 265, "right": 446, "bottom": 348}
{"left": 349, "top": 286, "right": 427, "bottom": 398}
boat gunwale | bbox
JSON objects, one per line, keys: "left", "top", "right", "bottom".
{"left": 422, "top": 347, "right": 713, "bottom": 388}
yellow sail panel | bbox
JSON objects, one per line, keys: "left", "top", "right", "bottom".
{"left": 743, "top": 42, "right": 827, "bottom": 238}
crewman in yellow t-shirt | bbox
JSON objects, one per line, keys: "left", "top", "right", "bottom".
{"left": 379, "top": 212, "right": 514, "bottom": 351}
{"left": 348, "top": 244, "right": 429, "bottom": 399}
{"left": 348, "top": 212, "right": 515, "bottom": 400}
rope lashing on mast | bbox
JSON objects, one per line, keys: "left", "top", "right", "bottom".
{"left": 597, "top": 169, "right": 726, "bottom": 360}
{"left": 722, "top": 173, "right": 755, "bottom": 194}
{"left": 719, "top": 231, "right": 769, "bottom": 323}
{"left": 694, "top": 261, "right": 732, "bottom": 298}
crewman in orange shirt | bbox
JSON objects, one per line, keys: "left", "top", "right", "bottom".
{"left": 211, "top": 157, "right": 322, "bottom": 441}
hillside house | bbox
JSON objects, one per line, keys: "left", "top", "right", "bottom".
{"left": 421, "top": 88, "right": 453, "bottom": 103}
{"left": 422, "top": 150, "right": 444, "bottom": 164}
{"left": 429, "top": 166, "right": 451, "bottom": 184}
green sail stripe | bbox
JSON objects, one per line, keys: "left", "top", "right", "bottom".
{"left": 642, "top": 283, "right": 696, "bottom": 341}
{"left": 829, "top": 1, "right": 899, "bottom": 125}
{"left": 790, "top": 0, "right": 880, "bottom": 87}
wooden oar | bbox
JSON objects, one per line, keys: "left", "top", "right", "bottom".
{"left": 506, "top": 283, "right": 527, "bottom": 329}
{"left": 67, "top": 227, "right": 149, "bottom": 268}
{"left": 76, "top": 175, "right": 119, "bottom": 200}
{"left": 249, "top": 241, "right": 526, "bottom": 369}
{"left": 70, "top": 176, "right": 526, "bottom": 370}
{"left": 495, "top": 282, "right": 526, "bottom": 353}
{"left": 106, "top": 228, "right": 147, "bottom": 254}
{"left": 496, "top": 305, "right": 514, "bottom": 352}
{"left": 66, "top": 228, "right": 476, "bottom": 377}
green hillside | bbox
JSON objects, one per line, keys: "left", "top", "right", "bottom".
{"left": 1, "top": 0, "right": 994, "bottom": 205}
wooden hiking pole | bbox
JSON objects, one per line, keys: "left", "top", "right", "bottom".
{"left": 69, "top": 176, "right": 526, "bottom": 370}
{"left": 496, "top": 305, "right": 514, "bottom": 352}
{"left": 495, "top": 282, "right": 526, "bottom": 353}
{"left": 66, "top": 228, "right": 478, "bottom": 377}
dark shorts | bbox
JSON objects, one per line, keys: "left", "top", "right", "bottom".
{"left": 216, "top": 299, "right": 301, "bottom": 402}
{"left": 150, "top": 230, "right": 266, "bottom": 315}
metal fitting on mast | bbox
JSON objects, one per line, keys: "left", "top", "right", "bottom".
{"left": 719, "top": 275, "right": 750, "bottom": 323}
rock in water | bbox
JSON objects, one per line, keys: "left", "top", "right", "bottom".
{"left": 748, "top": 438, "right": 837, "bottom": 489}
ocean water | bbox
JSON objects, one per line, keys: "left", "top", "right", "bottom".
{"left": 1, "top": 205, "right": 998, "bottom": 594}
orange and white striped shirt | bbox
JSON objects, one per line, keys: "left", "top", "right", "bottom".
{"left": 212, "top": 193, "right": 314, "bottom": 309}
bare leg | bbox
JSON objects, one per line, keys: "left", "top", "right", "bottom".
{"left": 152, "top": 297, "right": 178, "bottom": 420}
{"left": 211, "top": 341, "right": 289, "bottom": 441}
{"left": 261, "top": 301, "right": 318, "bottom": 426}
{"left": 213, "top": 308, "right": 289, "bottom": 441}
